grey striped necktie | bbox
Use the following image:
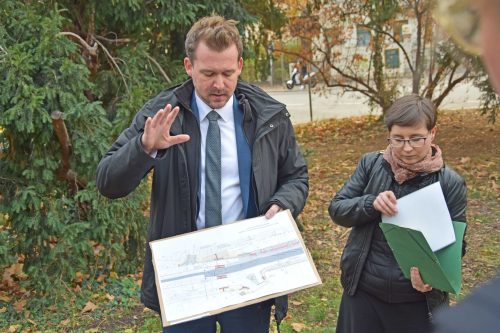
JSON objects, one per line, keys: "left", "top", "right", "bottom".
{"left": 205, "top": 111, "right": 222, "bottom": 227}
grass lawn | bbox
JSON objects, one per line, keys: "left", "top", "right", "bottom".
{"left": 1, "top": 109, "right": 498, "bottom": 333}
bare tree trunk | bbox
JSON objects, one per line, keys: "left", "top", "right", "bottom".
{"left": 373, "top": 32, "right": 392, "bottom": 112}
{"left": 412, "top": 1, "right": 423, "bottom": 93}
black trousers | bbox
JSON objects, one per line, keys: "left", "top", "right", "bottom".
{"left": 336, "top": 289, "right": 432, "bottom": 333}
{"left": 162, "top": 300, "right": 272, "bottom": 333}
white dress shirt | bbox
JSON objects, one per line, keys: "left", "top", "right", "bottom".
{"left": 195, "top": 93, "right": 244, "bottom": 230}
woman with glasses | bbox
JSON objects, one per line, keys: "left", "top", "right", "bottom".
{"left": 329, "top": 94, "right": 467, "bottom": 333}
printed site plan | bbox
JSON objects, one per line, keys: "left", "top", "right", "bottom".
{"left": 150, "top": 210, "right": 322, "bottom": 327}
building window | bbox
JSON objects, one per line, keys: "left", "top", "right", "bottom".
{"left": 385, "top": 49, "right": 400, "bottom": 68}
{"left": 356, "top": 26, "right": 371, "bottom": 46}
{"left": 393, "top": 20, "right": 408, "bottom": 42}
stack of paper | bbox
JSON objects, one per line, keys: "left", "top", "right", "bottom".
{"left": 382, "top": 182, "right": 455, "bottom": 251}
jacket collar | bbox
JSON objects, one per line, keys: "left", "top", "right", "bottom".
{"left": 172, "top": 79, "right": 286, "bottom": 127}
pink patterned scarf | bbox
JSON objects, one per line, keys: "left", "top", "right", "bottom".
{"left": 383, "top": 144, "right": 444, "bottom": 184}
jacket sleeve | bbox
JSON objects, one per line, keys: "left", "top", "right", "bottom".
{"left": 266, "top": 116, "right": 309, "bottom": 218}
{"left": 441, "top": 166, "right": 468, "bottom": 256}
{"left": 329, "top": 153, "right": 380, "bottom": 228}
{"left": 441, "top": 167, "right": 467, "bottom": 222}
{"left": 96, "top": 107, "right": 157, "bottom": 199}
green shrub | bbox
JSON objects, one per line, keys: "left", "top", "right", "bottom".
{"left": 0, "top": 1, "right": 149, "bottom": 292}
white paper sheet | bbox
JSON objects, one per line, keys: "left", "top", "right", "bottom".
{"left": 150, "top": 210, "right": 321, "bottom": 326}
{"left": 381, "top": 182, "right": 455, "bottom": 252}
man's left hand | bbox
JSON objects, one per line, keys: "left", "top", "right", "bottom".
{"left": 265, "top": 204, "right": 283, "bottom": 219}
{"left": 410, "top": 267, "right": 433, "bottom": 293}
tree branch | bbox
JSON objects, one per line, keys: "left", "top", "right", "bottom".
{"left": 93, "top": 38, "right": 129, "bottom": 93}
{"left": 433, "top": 69, "right": 470, "bottom": 107}
{"left": 57, "top": 32, "right": 98, "bottom": 56}
{"left": 51, "top": 111, "right": 87, "bottom": 192}
{"left": 361, "top": 25, "right": 415, "bottom": 73}
{"left": 95, "top": 34, "right": 131, "bottom": 44}
{"left": 422, "top": 55, "right": 452, "bottom": 98}
{"left": 145, "top": 54, "right": 172, "bottom": 83}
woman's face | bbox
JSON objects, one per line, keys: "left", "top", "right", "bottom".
{"left": 388, "top": 122, "right": 436, "bottom": 165}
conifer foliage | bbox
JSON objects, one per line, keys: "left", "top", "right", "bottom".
{"left": 1, "top": 0, "right": 280, "bottom": 292}
{"left": 0, "top": 0, "right": 152, "bottom": 291}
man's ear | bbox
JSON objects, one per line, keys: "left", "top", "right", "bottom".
{"left": 238, "top": 57, "right": 243, "bottom": 72}
{"left": 184, "top": 57, "right": 193, "bottom": 77}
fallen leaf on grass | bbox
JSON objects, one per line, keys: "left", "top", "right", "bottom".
{"left": 13, "top": 299, "right": 26, "bottom": 312}
{"left": 60, "top": 318, "right": 71, "bottom": 326}
{"left": 291, "top": 300, "right": 303, "bottom": 306}
{"left": 81, "top": 301, "right": 97, "bottom": 313}
{"left": 8, "top": 325, "right": 19, "bottom": 333}
{"left": 0, "top": 306, "right": 6, "bottom": 313}
{"left": 0, "top": 293, "right": 11, "bottom": 302}
{"left": 105, "top": 293, "right": 115, "bottom": 301}
{"left": 291, "top": 322, "right": 307, "bottom": 332}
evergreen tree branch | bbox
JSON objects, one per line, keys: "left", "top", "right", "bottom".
{"left": 51, "top": 111, "right": 87, "bottom": 192}
{"left": 93, "top": 38, "right": 130, "bottom": 93}
{"left": 57, "top": 32, "right": 98, "bottom": 56}
{"left": 145, "top": 54, "right": 172, "bottom": 83}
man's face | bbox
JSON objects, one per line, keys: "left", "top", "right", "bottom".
{"left": 184, "top": 41, "right": 243, "bottom": 109}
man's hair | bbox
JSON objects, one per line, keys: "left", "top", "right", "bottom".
{"left": 384, "top": 94, "right": 437, "bottom": 131}
{"left": 185, "top": 15, "right": 243, "bottom": 62}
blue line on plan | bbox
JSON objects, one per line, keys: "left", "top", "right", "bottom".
{"left": 161, "top": 246, "right": 304, "bottom": 283}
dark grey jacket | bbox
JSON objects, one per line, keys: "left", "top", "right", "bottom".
{"left": 96, "top": 79, "right": 309, "bottom": 323}
{"left": 329, "top": 151, "right": 467, "bottom": 313}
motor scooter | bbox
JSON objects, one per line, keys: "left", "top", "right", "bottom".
{"left": 286, "top": 68, "right": 318, "bottom": 89}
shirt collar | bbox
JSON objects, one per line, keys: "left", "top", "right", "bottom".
{"left": 195, "top": 92, "right": 233, "bottom": 123}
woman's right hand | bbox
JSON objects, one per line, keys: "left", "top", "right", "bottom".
{"left": 373, "top": 191, "right": 398, "bottom": 216}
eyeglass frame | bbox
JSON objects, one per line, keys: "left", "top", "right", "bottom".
{"left": 386, "top": 136, "right": 429, "bottom": 148}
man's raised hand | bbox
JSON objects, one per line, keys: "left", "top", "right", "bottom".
{"left": 141, "top": 104, "right": 190, "bottom": 155}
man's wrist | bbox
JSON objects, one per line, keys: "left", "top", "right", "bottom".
{"left": 140, "top": 135, "right": 154, "bottom": 155}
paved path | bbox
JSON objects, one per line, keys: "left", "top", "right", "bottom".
{"left": 266, "top": 82, "right": 481, "bottom": 124}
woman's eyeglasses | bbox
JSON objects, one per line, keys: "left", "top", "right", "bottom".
{"left": 387, "top": 137, "right": 428, "bottom": 148}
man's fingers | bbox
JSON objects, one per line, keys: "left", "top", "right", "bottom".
{"left": 265, "top": 204, "right": 283, "bottom": 219}
{"left": 164, "top": 106, "right": 180, "bottom": 127}
{"left": 168, "top": 134, "right": 190, "bottom": 146}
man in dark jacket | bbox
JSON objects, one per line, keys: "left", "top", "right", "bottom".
{"left": 96, "top": 15, "right": 308, "bottom": 333}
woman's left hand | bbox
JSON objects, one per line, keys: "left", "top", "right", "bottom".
{"left": 410, "top": 267, "right": 433, "bottom": 293}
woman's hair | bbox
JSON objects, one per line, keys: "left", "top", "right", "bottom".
{"left": 384, "top": 94, "right": 437, "bottom": 131}
{"left": 185, "top": 15, "right": 243, "bottom": 62}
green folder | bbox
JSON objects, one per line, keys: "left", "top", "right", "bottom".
{"left": 379, "top": 221, "right": 466, "bottom": 294}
